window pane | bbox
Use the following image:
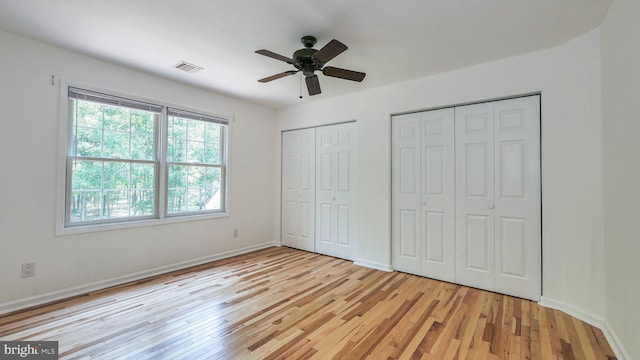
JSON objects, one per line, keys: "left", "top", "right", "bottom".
{"left": 186, "top": 189, "right": 203, "bottom": 211}
{"left": 168, "top": 165, "right": 187, "bottom": 189}
{"left": 103, "top": 189, "right": 130, "bottom": 218}
{"left": 205, "top": 123, "right": 220, "bottom": 144}
{"left": 132, "top": 163, "right": 155, "bottom": 189}
{"left": 167, "top": 117, "right": 187, "bottom": 163}
{"left": 167, "top": 164, "right": 184, "bottom": 213}
{"left": 187, "top": 166, "right": 204, "bottom": 188}
{"left": 132, "top": 190, "right": 154, "bottom": 216}
{"left": 74, "top": 100, "right": 103, "bottom": 129}
{"left": 131, "top": 163, "right": 155, "bottom": 216}
{"left": 75, "top": 126, "right": 102, "bottom": 157}
{"left": 103, "top": 131, "right": 129, "bottom": 159}
{"left": 103, "top": 106, "right": 130, "bottom": 132}
{"left": 130, "top": 110, "right": 155, "bottom": 160}
{"left": 103, "top": 161, "right": 129, "bottom": 192}
{"left": 71, "top": 160, "right": 102, "bottom": 191}
{"left": 167, "top": 188, "right": 186, "bottom": 213}
{"left": 167, "top": 137, "right": 185, "bottom": 163}
{"left": 70, "top": 159, "right": 103, "bottom": 222}
{"left": 205, "top": 167, "right": 222, "bottom": 211}
{"left": 204, "top": 146, "right": 221, "bottom": 165}
{"left": 186, "top": 140, "right": 204, "bottom": 163}
{"left": 131, "top": 134, "right": 153, "bottom": 160}
{"left": 131, "top": 110, "right": 154, "bottom": 135}
{"left": 204, "top": 123, "right": 222, "bottom": 164}
{"left": 167, "top": 165, "right": 186, "bottom": 213}
{"left": 70, "top": 190, "right": 101, "bottom": 222}
{"left": 187, "top": 120, "right": 205, "bottom": 141}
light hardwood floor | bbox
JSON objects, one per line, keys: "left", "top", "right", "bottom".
{"left": 0, "top": 247, "right": 616, "bottom": 359}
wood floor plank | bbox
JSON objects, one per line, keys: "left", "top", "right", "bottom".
{"left": 0, "top": 247, "right": 617, "bottom": 359}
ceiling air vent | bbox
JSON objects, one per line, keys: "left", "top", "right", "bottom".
{"left": 173, "top": 61, "right": 204, "bottom": 74}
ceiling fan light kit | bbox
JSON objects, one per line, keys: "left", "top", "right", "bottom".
{"left": 256, "top": 35, "right": 366, "bottom": 96}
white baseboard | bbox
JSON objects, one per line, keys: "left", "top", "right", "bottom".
{"left": 0, "top": 242, "right": 275, "bottom": 316}
{"left": 539, "top": 296, "right": 606, "bottom": 327}
{"left": 539, "top": 296, "right": 630, "bottom": 360}
{"left": 601, "top": 322, "right": 631, "bottom": 360}
{"left": 354, "top": 258, "right": 393, "bottom": 272}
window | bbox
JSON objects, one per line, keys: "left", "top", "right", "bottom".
{"left": 166, "top": 108, "right": 226, "bottom": 215}
{"left": 64, "top": 86, "right": 228, "bottom": 229}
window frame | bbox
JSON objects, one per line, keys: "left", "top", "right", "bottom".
{"left": 56, "top": 81, "right": 230, "bottom": 235}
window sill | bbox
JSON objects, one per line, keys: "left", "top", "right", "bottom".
{"left": 56, "top": 211, "right": 230, "bottom": 236}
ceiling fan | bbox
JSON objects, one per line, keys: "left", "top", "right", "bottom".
{"left": 255, "top": 35, "right": 366, "bottom": 96}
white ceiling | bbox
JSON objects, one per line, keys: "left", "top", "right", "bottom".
{"left": 0, "top": 0, "right": 611, "bottom": 109}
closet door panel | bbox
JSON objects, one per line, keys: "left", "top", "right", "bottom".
{"left": 392, "top": 113, "right": 422, "bottom": 274}
{"left": 455, "top": 103, "right": 495, "bottom": 291}
{"left": 299, "top": 202, "right": 312, "bottom": 239}
{"left": 400, "top": 209, "right": 419, "bottom": 259}
{"left": 335, "top": 123, "right": 356, "bottom": 259}
{"left": 494, "top": 96, "right": 541, "bottom": 300}
{"left": 281, "top": 129, "right": 316, "bottom": 252}
{"left": 421, "top": 109, "right": 455, "bottom": 282}
{"left": 465, "top": 214, "right": 491, "bottom": 271}
{"left": 319, "top": 203, "right": 333, "bottom": 244}
{"left": 315, "top": 123, "right": 356, "bottom": 260}
{"left": 337, "top": 204, "right": 351, "bottom": 245}
{"left": 283, "top": 200, "right": 299, "bottom": 242}
{"left": 317, "top": 135, "right": 335, "bottom": 252}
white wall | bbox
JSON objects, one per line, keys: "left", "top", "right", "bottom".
{"left": 0, "top": 30, "right": 277, "bottom": 311}
{"left": 275, "top": 29, "right": 606, "bottom": 321}
{"left": 602, "top": 0, "right": 640, "bottom": 358}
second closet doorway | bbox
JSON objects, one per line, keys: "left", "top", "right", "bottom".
{"left": 281, "top": 122, "right": 357, "bottom": 261}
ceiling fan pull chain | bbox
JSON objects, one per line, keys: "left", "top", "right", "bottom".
{"left": 299, "top": 73, "right": 303, "bottom": 99}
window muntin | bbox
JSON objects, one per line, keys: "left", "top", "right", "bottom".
{"left": 64, "top": 87, "right": 228, "bottom": 229}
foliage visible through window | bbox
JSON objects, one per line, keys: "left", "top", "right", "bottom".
{"left": 65, "top": 87, "right": 227, "bottom": 228}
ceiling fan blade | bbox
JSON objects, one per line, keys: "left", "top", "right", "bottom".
{"left": 322, "top": 66, "right": 366, "bottom": 82}
{"left": 305, "top": 75, "right": 321, "bottom": 96}
{"left": 255, "top": 49, "right": 294, "bottom": 64}
{"left": 313, "top": 39, "right": 348, "bottom": 64}
{"left": 258, "top": 70, "right": 298, "bottom": 83}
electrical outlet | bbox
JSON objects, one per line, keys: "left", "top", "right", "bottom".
{"left": 21, "top": 263, "right": 35, "bottom": 278}
{"left": 233, "top": 229, "right": 239, "bottom": 238}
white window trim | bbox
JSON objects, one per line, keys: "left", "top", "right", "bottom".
{"left": 56, "top": 80, "right": 232, "bottom": 236}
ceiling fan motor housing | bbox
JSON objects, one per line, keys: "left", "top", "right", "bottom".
{"left": 292, "top": 47, "right": 323, "bottom": 77}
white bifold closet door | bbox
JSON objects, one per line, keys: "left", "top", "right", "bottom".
{"left": 392, "top": 109, "right": 456, "bottom": 282}
{"left": 392, "top": 95, "right": 540, "bottom": 301}
{"left": 315, "top": 123, "right": 356, "bottom": 260}
{"left": 281, "top": 128, "right": 316, "bottom": 252}
{"left": 281, "top": 122, "right": 356, "bottom": 261}
{"left": 455, "top": 96, "right": 540, "bottom": 300}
